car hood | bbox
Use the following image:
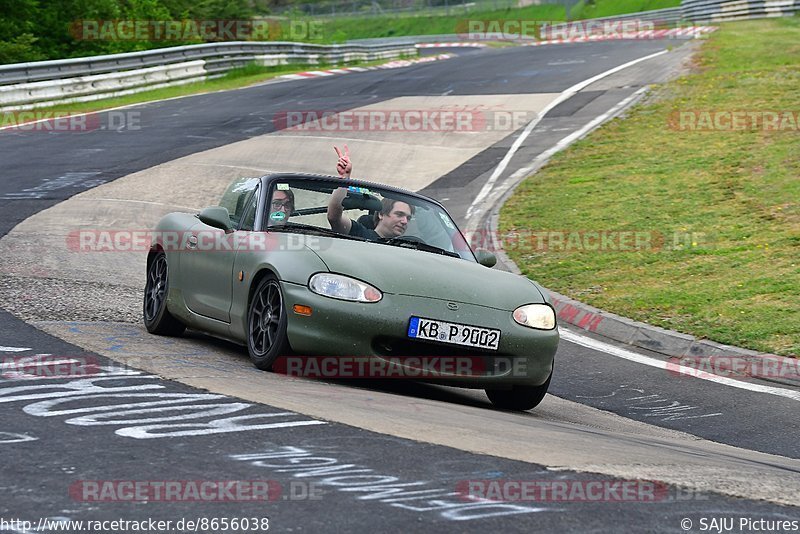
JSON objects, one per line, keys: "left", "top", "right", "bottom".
{"left": 311, "top": 238, "right": 544, "bottom": 310}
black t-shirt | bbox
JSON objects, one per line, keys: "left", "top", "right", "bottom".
{"left": 348, "top": 219, "right": 380, "bottom": 240}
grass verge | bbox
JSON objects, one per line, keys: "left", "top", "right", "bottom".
{"left": 296, "top": 0, "right": 681, "bottom": 43}
{"left": 498, "top": 17, "right": 800, "bottom": 356}
{"left": 313, "top": 4, "right": 567, "bottom": 42}
{"left": 570, "top": 0, "right": 681, "bottom": 20}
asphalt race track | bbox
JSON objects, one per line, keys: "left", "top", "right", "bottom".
{"left": 1, "top": 38, "right": 798, "bottom": 533}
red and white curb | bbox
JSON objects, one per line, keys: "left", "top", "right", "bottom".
{"left": 527, "top": 26, "right": 717, "bottom": 46}
{"left": 278, "top": 53, "right": 454, "bottom": 80}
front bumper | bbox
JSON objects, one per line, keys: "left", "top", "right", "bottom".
{"left": 280, "top": 281, "right": 557, "bottom": 387}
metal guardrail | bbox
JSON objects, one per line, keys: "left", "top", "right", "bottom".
{"left": 0, "top": 41, "right": 415, "bottom": 110}
{"left": 0, "top": 41, "right": 414, "bottom": 86}
{"left": 682, "top": 0, "right": 800, "bottom": 23}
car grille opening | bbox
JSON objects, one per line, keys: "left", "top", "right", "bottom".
{"left": 370, "top": 336, "right": 520, "bottom": 378}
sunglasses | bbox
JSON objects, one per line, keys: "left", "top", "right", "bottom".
{"left": 271, "top": 200, "right": 293, "bottom": 209}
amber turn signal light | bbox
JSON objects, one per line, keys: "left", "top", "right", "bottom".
{"left": 293, "top": 304, "right": 312, "bottom": 316}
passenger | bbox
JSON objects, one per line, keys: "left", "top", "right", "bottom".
{"left": 267, "top": 187, "right": 295, "bottom": 226}
{"left": 327, "top": 145, "right": 415, "bottom": 240}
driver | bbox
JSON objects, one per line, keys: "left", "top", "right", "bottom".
{"left": 327, "top": 145, "right": 414, "bottom": 240}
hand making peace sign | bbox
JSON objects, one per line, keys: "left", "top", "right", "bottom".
{"left": 334, "top": 144, "right": 352, "bottom": 178}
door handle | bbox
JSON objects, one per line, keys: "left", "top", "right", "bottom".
{"left": 187, "top": 235, "right": 198, "bottom": 249}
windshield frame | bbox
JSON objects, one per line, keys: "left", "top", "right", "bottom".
{"left": 259, "top": 173, "right": 477, "bottom": 262}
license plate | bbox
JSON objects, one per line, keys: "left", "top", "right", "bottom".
{"left": 407, "top": 317, "right": 500, "bottom": 351}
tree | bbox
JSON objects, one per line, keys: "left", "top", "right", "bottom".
{"left": 0, "top": 0, "right": 269, "bottom": 63}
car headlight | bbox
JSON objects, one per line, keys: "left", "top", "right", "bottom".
{"left": 512, "top": 304, "right": 556, "bottom": 330}
{"left": 309, "top": 273, "right": 382, "bottom": 303}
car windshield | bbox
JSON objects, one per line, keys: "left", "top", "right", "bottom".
{"left": 219, "top": 177, "right": 260, "bottom": 229}
{"left": 263, "top": 177, "right": 476, "bottom": 262}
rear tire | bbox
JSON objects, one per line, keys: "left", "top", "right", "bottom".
{"left": 486, "top": 371, "right": 552, "bottom": 411}
{"left": 247, "top": 275, "right": 290, "bottom": 370}
{"left": 143, "top": 251, "right": 185, "bottom": 336}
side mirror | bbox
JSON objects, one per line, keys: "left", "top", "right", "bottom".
{"left": 475, "top": 249, "right": 497, "bottom": 268}
{"left": 198, "top": 206, "right": 233, "bottom": 233}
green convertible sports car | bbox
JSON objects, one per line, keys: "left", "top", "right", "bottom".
{"left": 143, "top": 173, "right": 558, "bottom": 410}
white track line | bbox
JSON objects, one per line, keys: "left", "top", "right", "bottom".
{"left": 560, "top": 329, "right": 800, "bottom": 402}
{"left": 504, "top": 85, "right": 649, "bottom": 183}
{"left": 466, "top": 49, "right": 667, "bottom": 219}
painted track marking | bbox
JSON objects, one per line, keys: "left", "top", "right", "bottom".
{"left": 467, "top": 49, "right": 668, "bottom": 219}
{"left": 560, "top": 328, "right": 800, "bottom": 403}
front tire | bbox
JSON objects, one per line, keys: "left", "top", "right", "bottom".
{"left": 247, "top": 275, "right": 290, "bottom": 370}
{"left": 143, "top": 251, "right": 185, "bottom": 336}
{"left": 486, "top": 371, "right": 552, "bottom": 411}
